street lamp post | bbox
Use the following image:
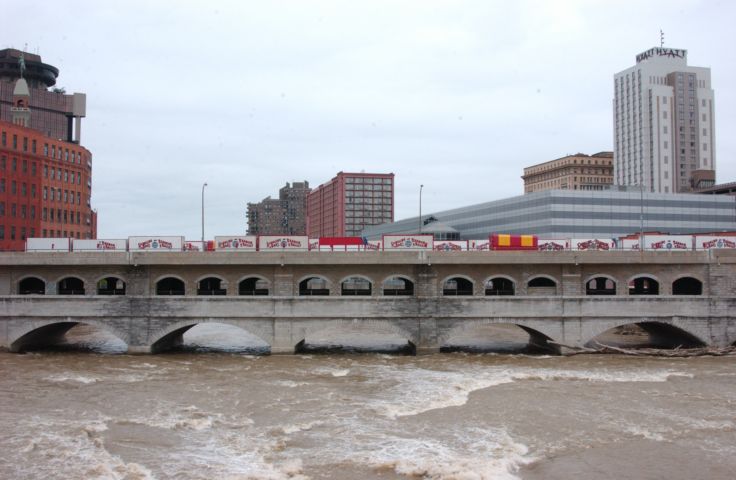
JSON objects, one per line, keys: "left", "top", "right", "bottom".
{"left": 419, "top": 184, "right": 424, "bottom": 233}
{"left": 201, "top": 182, "right": 208, "bottom": 247}
{"left": 640, "top": 182, "right": 644, "bottom": 252}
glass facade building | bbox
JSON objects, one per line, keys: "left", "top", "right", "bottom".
{"left": 362, "top": 188, "right": 736, "bottom": 240}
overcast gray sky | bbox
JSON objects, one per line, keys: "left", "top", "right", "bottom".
{"left": 6, "top": 0, "right": 736, "bottom": 239}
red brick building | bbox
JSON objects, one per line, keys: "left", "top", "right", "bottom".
{"left": 306, "top": 172, "right": 394, "bottom": 238}
{"left": 0, "top": 122, "right": 95, "bottom": 250}
{"left": 0, "top": 50, "right": 95, "bottom": 251}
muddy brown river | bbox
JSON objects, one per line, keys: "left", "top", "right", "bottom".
{"left": 1, "top": 324, "right": 734, "bottom": 479}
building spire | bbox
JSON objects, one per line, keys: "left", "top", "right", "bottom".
{"left": 660, "top": 29, "right": 665, "bottom": 47}
{"left": 18, "top": 52, "right": 26, "bottom": 79}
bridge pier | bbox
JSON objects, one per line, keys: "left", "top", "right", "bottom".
{"left": 415, "top": 346, "right": 441, "bottom": 355}
{"left": 127, "top": 345, "right": 153, "bottom": 354}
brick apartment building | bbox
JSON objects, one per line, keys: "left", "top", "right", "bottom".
{"left": 247, "top": 181, "right": 310, "bottom": 235}
{"left": 306, "top": 172, "right": 394, "bottom": 238}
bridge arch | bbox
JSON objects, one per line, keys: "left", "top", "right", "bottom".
{"left": 17, "top": 275, "right": 47, "bottom": 294}
{"left": 237, "top": 275, "right": 270, "bottom": 295}
{"left": 441, "top": 274, "right": 475, "bottom": 296}
{"left": 298, "top": 275, "right": 332, "bottom": 296}
{"left": 56, "top": 276, "right": 86, "bottom": 295}
{"left": 584, "top": 274, "right": 618, "bottom": 295}
{"left": 148, "top": 320, "right": 272, "bottom": 353}
{"left": 154, "top": 275, "right": 186, "bottom": 295}
{"left": 439, "top": 319, "right": 560, "bottom": 354}
{"left": 340, "top": 275, "right": 373, "bottom": 296}
{"left": 483, "top": 275, "right": 516, "bottom": 296}
{"left": 527, "top": 275, "right": 558, "bottom": 295}
{"left": 583, "top": 319, "right": 709, "bottom": 349}
{"left": 381, "top": 274, "right": 415, "bottom": 296}
{"left": 196, "top": 275, "right": 227, "bottom": 295}
{"left": 672, "top": 275, "right": 703, "bottom": 295}
{"left": 627, "top": 274, "right": 660, "bottom": 295}
{"left": 95, "top": 274, "right": 127, "bottom": 295}
{"left": 9, "top": 319, "right": 130, "bottom": 353}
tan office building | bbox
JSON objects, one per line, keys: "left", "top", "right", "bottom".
{"left": 522, "top": 152, "right": 613, "bottom": 193}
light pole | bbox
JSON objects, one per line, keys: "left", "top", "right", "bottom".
{"left": 639, "top": 182, "right": 644, "bottom": 252}
{"left": 201, "top": 182, "right": 208, "bottom": 248}
{"left": 419, "top": 184, "right": 424, "bottom": 233}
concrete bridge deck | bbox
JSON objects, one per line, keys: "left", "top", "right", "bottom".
{"left": 1, "top": 250, "right": 735, "bottom": 353}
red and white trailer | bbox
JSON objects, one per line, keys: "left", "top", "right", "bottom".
{"left": 469, "top": 239, "right": 491, "bottom": 251}
{"left": 128, "top": 236, "right": 184, "bottom": 252}
{"left": 433, "top": 240, "right": 468, "bottom": 251}
{"left": 382, "top": 234, "right": 433, "bottom": 251}
{"left": 538, "top": 239, "right": 568, "bottom": 251}
{"left": 215, "top": 236, "right": 257, "bottom": 251}
{"left": 25, "top": 238, "right": 71, "bottom": 252}
{"left": 73, "top": 239, "right": 127, "bottom": 252}
{"left": 258, "top": 236, "right": 309, "bottom": 251}
{"left": 694, "top": 234, "right": 736, "bottom": 250}
{"left": 571, "top": 238, "right": 617, "bottom": 251}
{"left": 644, "top": 235, "right": 693, "bottom": 251}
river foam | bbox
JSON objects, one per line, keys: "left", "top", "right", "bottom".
{"left": 368, "top": 365, "right": 693, "bottom": 418}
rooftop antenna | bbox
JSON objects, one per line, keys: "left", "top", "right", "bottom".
{"left": 660, "top": 29, "right": 664, "bottom": 47}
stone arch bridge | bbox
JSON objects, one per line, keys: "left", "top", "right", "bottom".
{"left": 1, "top": 250, "right": 735, "bottom": 354}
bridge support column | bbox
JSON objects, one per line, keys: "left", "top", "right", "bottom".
{"left": 127, "top": 345, "right": 153, "bottom": 354}
{"left": 415, "top": 316, "right": 441, "bottom": 355}
{"left": 271, "top": 319, "right": 296, "bottom": 355}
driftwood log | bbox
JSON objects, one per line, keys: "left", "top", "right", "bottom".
{"left": 548, "top": 341, "right": 736, "bottom": 357}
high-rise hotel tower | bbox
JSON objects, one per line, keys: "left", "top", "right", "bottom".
{"left": 613, "top": 47, "right": 715, "bottom": 193}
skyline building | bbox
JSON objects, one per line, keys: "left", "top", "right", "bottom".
{"left": 613, "top": 46, "right": 716, "bottom": 194}
{"left": 0, "top": 49, "right": 86, "bottom": 143}
{"left": 246, "top": 181, "right": 310, "bottom": 235}
{"left": 0, "top": 50, "right": 96, "bottom": 251}
{"left": 307, "top": 172, "right": 394, "bottom": 238}
{"left": 361, "top": 187, "right": 736, "bottom": 240}
{"left": 522, "top": 152, "right": 613, "bottom": 193}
